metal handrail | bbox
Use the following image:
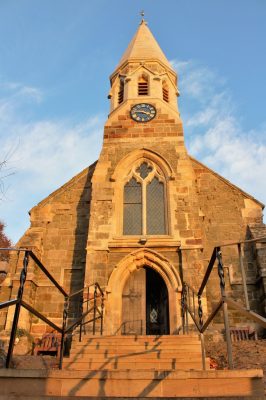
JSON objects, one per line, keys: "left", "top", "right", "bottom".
{"left": 0, "top": 298, "right": 18, "bottom": 310}
{"left": 198, "top": 236, "right": 266, "bottom": 296}
{"left": 0, "top": 247, "right": 68, "bottom": 297}
{"left": 181, "top": 236, "right": 266, "bottom": 370}
{"left": 68, "top": 283, "right": 96, "bottom": 299}
{"left": 198, "top": 247, "right": 217, "bottom": 296}
{"left": 0, "top": 248, "right": 104, "bottom": 369}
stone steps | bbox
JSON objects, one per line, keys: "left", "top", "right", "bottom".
{"left": 0, "top": 369, "right": 263, "bottom": 398}
{"left": 65, "top": 335, "right": 205, "bottom": 371}
{"left": 0, "top": 334, "right": 264, "bottom": 398}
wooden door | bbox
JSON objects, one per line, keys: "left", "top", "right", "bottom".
{"left": 122, "top": 268, "right": 146, "bottom": 335}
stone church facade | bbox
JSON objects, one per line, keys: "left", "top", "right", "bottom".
{"left": 1, "top": 20, "right": 265, "bottom": 337}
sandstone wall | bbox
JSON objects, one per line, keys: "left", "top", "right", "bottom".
{"left": 2, "top": 164, "right": 95, "bottom": 335}
{"left": 192, "top": 157, "right": 265, "bottom": 327}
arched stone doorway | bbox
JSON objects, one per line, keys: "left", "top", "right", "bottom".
{"left": 105, "top": 249, "right": 182, "bottom": 335}
{"left": 121, "top": 266, "right": 170, "bottom": 335}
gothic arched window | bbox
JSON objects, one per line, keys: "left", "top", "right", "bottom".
{"left": 162, "top": 81, "right": 169, "bottom": 102}
{"left": 138, "top": 74, "right": 149, "bottom": 96}
{"left": 123, "top": 162, "right": 167, "bottom": 235}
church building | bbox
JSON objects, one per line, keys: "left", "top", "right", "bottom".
{"left": 1, "top": 18, "right": 265, "bottom": 338}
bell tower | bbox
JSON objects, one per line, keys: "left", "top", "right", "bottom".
{"left": 85, "top": 18, "right": 204, "bottom": 335}
{"left": 108, "top": 18, "right": 179, "bottom": 115}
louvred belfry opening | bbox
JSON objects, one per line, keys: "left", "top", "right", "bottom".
{"left": 118, "top": 78, "right": 124, "bottom": 104}
{"left": 138, "top": 75, "right": 149, "bottom": 96}
{"left": 162, "top": 81, "right": 169, "bottom": 102}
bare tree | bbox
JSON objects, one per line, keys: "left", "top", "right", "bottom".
{"left": 0, "top": 151, "right": 16, "bottom": 201}
{"left": 0, "top": 160, "right": 9, "bottom": 200}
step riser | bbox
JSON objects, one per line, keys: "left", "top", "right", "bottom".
{"left": 0, "top": 397, "right": 263, "bottom": 400}
{"left": 71, "top": 336, "right": 200, "bottom": 341}
{"left": 72, "top": 345, "right": 201, "bottom": 350}
{"left": 0, "top": 374, "right": 263, "bottom": 398}
{"left": 63, "top": 365, "right": 204, "bottom": 370}
{"left": 72, "top": 339, "right": 201, "bottom": 345}
{"left": 69, "top": 349, "right": 202, "bottom": 356}
{"left": 72, "top": 336, "right": 199, "bottom": 343}
{"left": 62, "top": 362, "right": 205, "bottom": 370}
{"left": 65, "top": 355, "right": 205, "bottom": 362}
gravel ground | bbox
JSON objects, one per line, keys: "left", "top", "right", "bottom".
{"left": 12, "top": 354, "right": 58, "bottom": 369}
{"left": 206, "top": 339, "right": 266, "bottom": 391}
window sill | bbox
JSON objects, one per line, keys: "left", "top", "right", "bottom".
{"left": 108, "top": 236, "right": 181, "bottom": 249}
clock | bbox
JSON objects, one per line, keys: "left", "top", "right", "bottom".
{"left": 130, "top": 103, "right": 156, "bottom": 122}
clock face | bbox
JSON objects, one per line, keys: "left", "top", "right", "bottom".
{"left": 130, "top": 103, "right": 156, "bottom": 122}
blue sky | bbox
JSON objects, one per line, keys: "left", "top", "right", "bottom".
{"left": 0, "top": 0, "right": 266, "bottom": 243}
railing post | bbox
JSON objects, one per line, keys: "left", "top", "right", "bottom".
{"left": 181, "top": 285, "right": 185, "bottom": 334}
{"left": 192, "top": 291, "right": 196, "bottom": 318}
{"left": 181, "top": 284, "right": 188, "bottom": 334}
{"left": 6, "top": 250, "right": 29, "bottom": 368}
{"left": 200, "top": 333, "right": 206, "bottom": 370}
{"left": 100, "top": 292, "right": 104, "bottom": 336}
{"left": 59, "top": 296, "right": 68, "bottom": 370}
{"left": 238, "top": 243, "right": 250, "bottom": 311}
{"left": 79, "top": 292, "right": 83, "bottom": 342}
{"left": 197, "top": 293, "right": 206, "bottom": 370}
{"left": 93, "top": 284, "right": 97, "bottom": 335}
{"left": 187, "top": 286, "right": 191, "bottom": 314}
{"left": 217, "top": 248, "right": 233, "bottom": 369}
{"left": 198, "top": 294, "right": 203, "bottom": 328}
{"left": 79, "top": 321, "right": 82, "bottom": 342}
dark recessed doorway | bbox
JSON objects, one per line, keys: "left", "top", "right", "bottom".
{"left": 145, "top": 267, "right": 169, "bottom": 335}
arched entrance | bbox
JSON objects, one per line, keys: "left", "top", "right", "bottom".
{"left": 105, "top": 249, "right": 182, "bottom": 335}
{"left": 121, "top": 266, "right": 170, "bottom": 335}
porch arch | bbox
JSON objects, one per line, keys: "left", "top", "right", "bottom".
{"left": 105, "top": 249, "right": 182, "bottom": 335}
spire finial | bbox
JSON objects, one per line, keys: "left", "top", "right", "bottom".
{"left": 140, "top": 10, "right": 146, "bottom": 24}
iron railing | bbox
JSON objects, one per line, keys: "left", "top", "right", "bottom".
{"left": 0, "top": 248, "right": 104, "bottom": 369}
{"left": 181, "top": 237, "right": 266, "bottom": 370}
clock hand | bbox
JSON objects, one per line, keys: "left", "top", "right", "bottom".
{"left": 138, "top": 110, "right": 150, "bottom": 115}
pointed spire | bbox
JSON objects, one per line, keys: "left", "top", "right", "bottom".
{"left": 116, "top": 19, "right": 174, "bottom": 72}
